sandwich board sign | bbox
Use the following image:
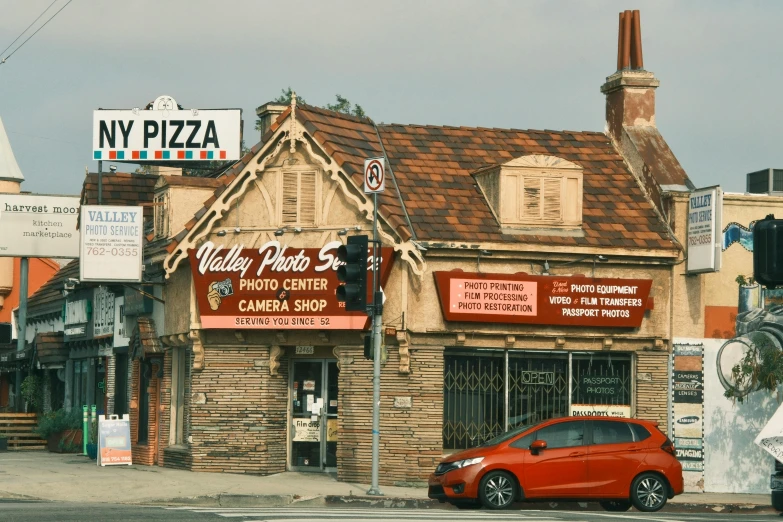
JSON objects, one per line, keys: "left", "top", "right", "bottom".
{"left": 97, "top": 414, "right": 132, "bottom": 466}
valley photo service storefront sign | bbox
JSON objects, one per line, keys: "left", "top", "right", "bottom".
{"left": 189, "top": 241, "right": 394, "bottom": 330}
{"left": 80, "top": 205, "right": 144, "bottom": 283}
{"left": 434, "top": 271, "right": 653, "bottom": 328}
{"left": 0, "top": 194, "right": 80, "bottom": 258}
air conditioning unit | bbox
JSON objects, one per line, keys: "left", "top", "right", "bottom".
{"left": 747, "top": 168, "right": 783, "bottom": 195}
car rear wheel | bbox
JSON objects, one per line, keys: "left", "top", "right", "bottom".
{"left": 630, "top": 473, "right": 668, "bottom": 512}
{"left": 599, "top": 500, "right": 632, "bottom": 512}
{"left": 478, "top": 470, "right": 517, "bottom": 510}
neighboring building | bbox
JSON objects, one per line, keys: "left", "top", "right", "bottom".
{"left": 128, "top": 13, "right": 698, "bottom": 485}
{"left": 665, "top": 175, "right": 783, "bottom": 494}
{"left": 0, "top": 115, "right": 65, "bottom": 410}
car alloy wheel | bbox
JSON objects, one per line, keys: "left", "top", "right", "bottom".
{"left": 478, "top": 471, "right": 516, "bottom": 510}
{"left": 631, "top": 473, "right": 667, "bottom": 512}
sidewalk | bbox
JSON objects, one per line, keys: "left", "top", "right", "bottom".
{"left": 0, "top": 451, "right": 774, "bottom": 514}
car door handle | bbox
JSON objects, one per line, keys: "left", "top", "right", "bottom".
{"left": 628, "top": 446, "right": 641, "bottom": 452}
{"left": 569, "top": 451, "right": 586, "bottom": 457}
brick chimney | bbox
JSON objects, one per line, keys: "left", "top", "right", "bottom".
{"left": 601, "top": 10, "right": 660, "bottom": 145}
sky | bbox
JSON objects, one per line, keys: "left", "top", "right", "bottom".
{"left": 0, "top": 0, "right": 781, "bottom": 196}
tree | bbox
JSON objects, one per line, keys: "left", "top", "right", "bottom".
{"left": 255, "top": 89, "right": 365, "bottom": 131}
{"left": 724, "top": 332, "right": 783, "bottom": 403}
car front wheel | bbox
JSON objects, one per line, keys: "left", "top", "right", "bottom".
{"left": 478, "top": 470, "right": 517, "bottom": 510}
{"left": 599, "top": 500, "right": 632, "bottom": 512}
{"left": 630, "top": 473, "right": 668, "bottom": 512}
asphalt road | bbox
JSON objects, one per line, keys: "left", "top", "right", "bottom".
{"left": 0, "top": 502, "right": 779, "bottom": 522}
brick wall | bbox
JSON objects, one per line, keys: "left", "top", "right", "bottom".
{"left": 636, "top": 351, "right": 670, "bottom": 433}
{"left": 188, "top": 345, "right": 288, "bottom": 474}
{"left": 130, "top": 359, "right": 162, "bottom": 466}
{"left": 338, "top": 344, "right": 444, "bottom": 486}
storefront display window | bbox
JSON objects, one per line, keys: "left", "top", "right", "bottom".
{"left": 443, "top": 349, "right": 632, "bottom": 450}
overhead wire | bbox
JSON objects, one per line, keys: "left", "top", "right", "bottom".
{"left": 1, "top": 0, "right": 73, "bottom": 65}
{"left": 0, "top": 0, "right": 58, "bottom": 58}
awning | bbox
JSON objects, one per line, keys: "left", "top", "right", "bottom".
{"left": 0, "top": 345, "right": 32, "bottom": 373}
{"left": 35, "top": 332, "right": 67, "bottom": 367}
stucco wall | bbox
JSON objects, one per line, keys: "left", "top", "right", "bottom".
{"left": 669, "top": 192, "right": 783, "bottom": 339}
{"left": 698, "top": 338, "right": 777, "bottom": 493}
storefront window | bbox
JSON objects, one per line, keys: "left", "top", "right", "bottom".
{"left": 443, "top": 349, "right": 632, "bottom": 450}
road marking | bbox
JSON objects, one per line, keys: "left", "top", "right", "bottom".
{"left": 165, "top": 506, "right": 561, "bottom": 520}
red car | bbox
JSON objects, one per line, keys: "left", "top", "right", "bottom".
{"left": 428, "top": 417, "right": 683, "bottom": 512}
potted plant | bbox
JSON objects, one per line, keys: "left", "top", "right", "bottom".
{"left": 35, "top": 408, "right": 83, "bottom": 453}
{"left": 20, "top": 375, "right": 42, "bottom": 413}
{"left": 0, "top": 435, "right": 7, "bottom": 451}
{"left": 86, "top": 419, "right": 98, "bottom": 460}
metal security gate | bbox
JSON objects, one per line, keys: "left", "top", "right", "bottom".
{"left": 443, "top": 349, "right": 631, "bottom": 450}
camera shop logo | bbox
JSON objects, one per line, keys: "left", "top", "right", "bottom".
{"left": 207, "top": 278, "right": 234, "bottom": 310}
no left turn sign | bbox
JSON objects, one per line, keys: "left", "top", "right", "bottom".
{"left": 364, "top": 157, "right": 385, "bottom": 194}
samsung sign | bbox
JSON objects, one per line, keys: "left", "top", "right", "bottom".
{"left": 92, "top": 95, "right": 241, "bottom": 162}
{"left": 686, "top": 186, "right": 722, "bottom": 274}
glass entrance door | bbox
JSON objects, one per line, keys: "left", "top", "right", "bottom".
{"left": 290, "top": 359, "right": 338, "bottom": 472}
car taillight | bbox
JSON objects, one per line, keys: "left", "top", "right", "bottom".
{"left": 661, "top": 438, "right": 675, "bottom": 455}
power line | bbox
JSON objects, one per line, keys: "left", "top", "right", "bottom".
{"left": 0, "top": 0, "right": 58, "bottom": 58}
{"left": 1, "top": 0, "right": 73, "bottom": 65}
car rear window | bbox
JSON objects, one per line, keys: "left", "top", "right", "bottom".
{"left": 592, "top": 420, "right": 634, "bottom": 445}
{"left": 629, "top": 422, "right": 651, "bottom": 441}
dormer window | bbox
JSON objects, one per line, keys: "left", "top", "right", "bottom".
{"left": 474, "top": 155, "right": 583, "bottom": 230}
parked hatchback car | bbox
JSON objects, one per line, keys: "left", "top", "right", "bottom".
{"left": 428, "top": 416, "right": 683, "bottom": 512}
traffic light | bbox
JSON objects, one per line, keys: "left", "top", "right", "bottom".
{"left": 336, "top": 235, "right": 368, "bottom": 312}
{"left": 754, "top": 214, "right": 783, "bottom": 288}
{"left": 363, "top": 333, "right": 373, "bottom": 360}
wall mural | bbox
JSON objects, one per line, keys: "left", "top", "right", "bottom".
{"left": 722, "top": 221, "right": 756, "bottom": 252}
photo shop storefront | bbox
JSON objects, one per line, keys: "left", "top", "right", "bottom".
{"left": 184, "top": 241, "right": 394, "bottom": 475}
{"left": 432, "top": 271, "right": 660, "bottom": 453}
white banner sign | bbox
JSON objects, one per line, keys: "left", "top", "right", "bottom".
{"left": 0, "top": 194, "right": 80, "bottom": 258}
{"left": 80, "top": 205, "right": 144, "bottom": 283}
{"left": 687, "top": 186, "right": 722, "bottom": 274}
{"left": 569, "top": 404, "right": 631, "bottom": 418}
{"left": 93, "top": 102, "right": 241, "bottom": 162}
{"left": 755, "top": 402, "right": 783, "bottom": 462}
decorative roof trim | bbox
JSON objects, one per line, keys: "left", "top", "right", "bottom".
{"left": 162, "top": 115, "right": 426, "bottom": 278}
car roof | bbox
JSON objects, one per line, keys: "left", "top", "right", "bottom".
{"left": 541, "top": 416, "right": 658, "bottom": 427}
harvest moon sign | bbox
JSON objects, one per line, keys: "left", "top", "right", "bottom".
{"left": 364, "top": 157, "right": 385, "bottom": 193}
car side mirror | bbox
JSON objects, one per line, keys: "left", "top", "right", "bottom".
{"left": 530, "top": 439, "right": 547, "bottom": 455}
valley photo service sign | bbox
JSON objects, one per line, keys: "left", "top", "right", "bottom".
{"left": 80, "top": 205, "right": 144, "bottom": 283}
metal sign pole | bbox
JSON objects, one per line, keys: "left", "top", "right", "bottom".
{"left": 14, "top": 257, "right": 28, "bottom": 412}
{"left": 367, "top": 191, "right": 383, "bottom": 496}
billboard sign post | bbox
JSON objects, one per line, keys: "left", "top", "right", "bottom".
{"left": 92, "top": 95, "right": 241, "bottom": 162}
{"left": 80, "top": 205, "right": 144, "bottom": 283}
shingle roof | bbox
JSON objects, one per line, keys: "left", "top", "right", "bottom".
{"left": 299, "top": 106, "right": 675, "bottom": 250}
{"left": 27, "top": 260, "right": 78, "bottom": 316}
{"left": 166, "top": 104, "right": 677, "bottom": 255}
{"left": 80, "top": 172, "right": 159, "bottom": 219}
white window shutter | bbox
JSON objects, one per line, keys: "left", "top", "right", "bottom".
{"left": 281, "top": 171, "right": 298, "bottom": 225}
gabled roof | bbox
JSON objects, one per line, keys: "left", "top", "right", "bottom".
{"left": 300, "top": 106, "right": 676, "bottom": 250}
{"left": 165, "top": 104, "right": 678, "bottom": 258}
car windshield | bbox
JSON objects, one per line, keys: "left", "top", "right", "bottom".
{"left": 479, "top": 422, "right": 542, "bottom": 447}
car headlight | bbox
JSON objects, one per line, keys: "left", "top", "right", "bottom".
{"left": 436, "top": 456, "right": 484, "bottom": 475}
